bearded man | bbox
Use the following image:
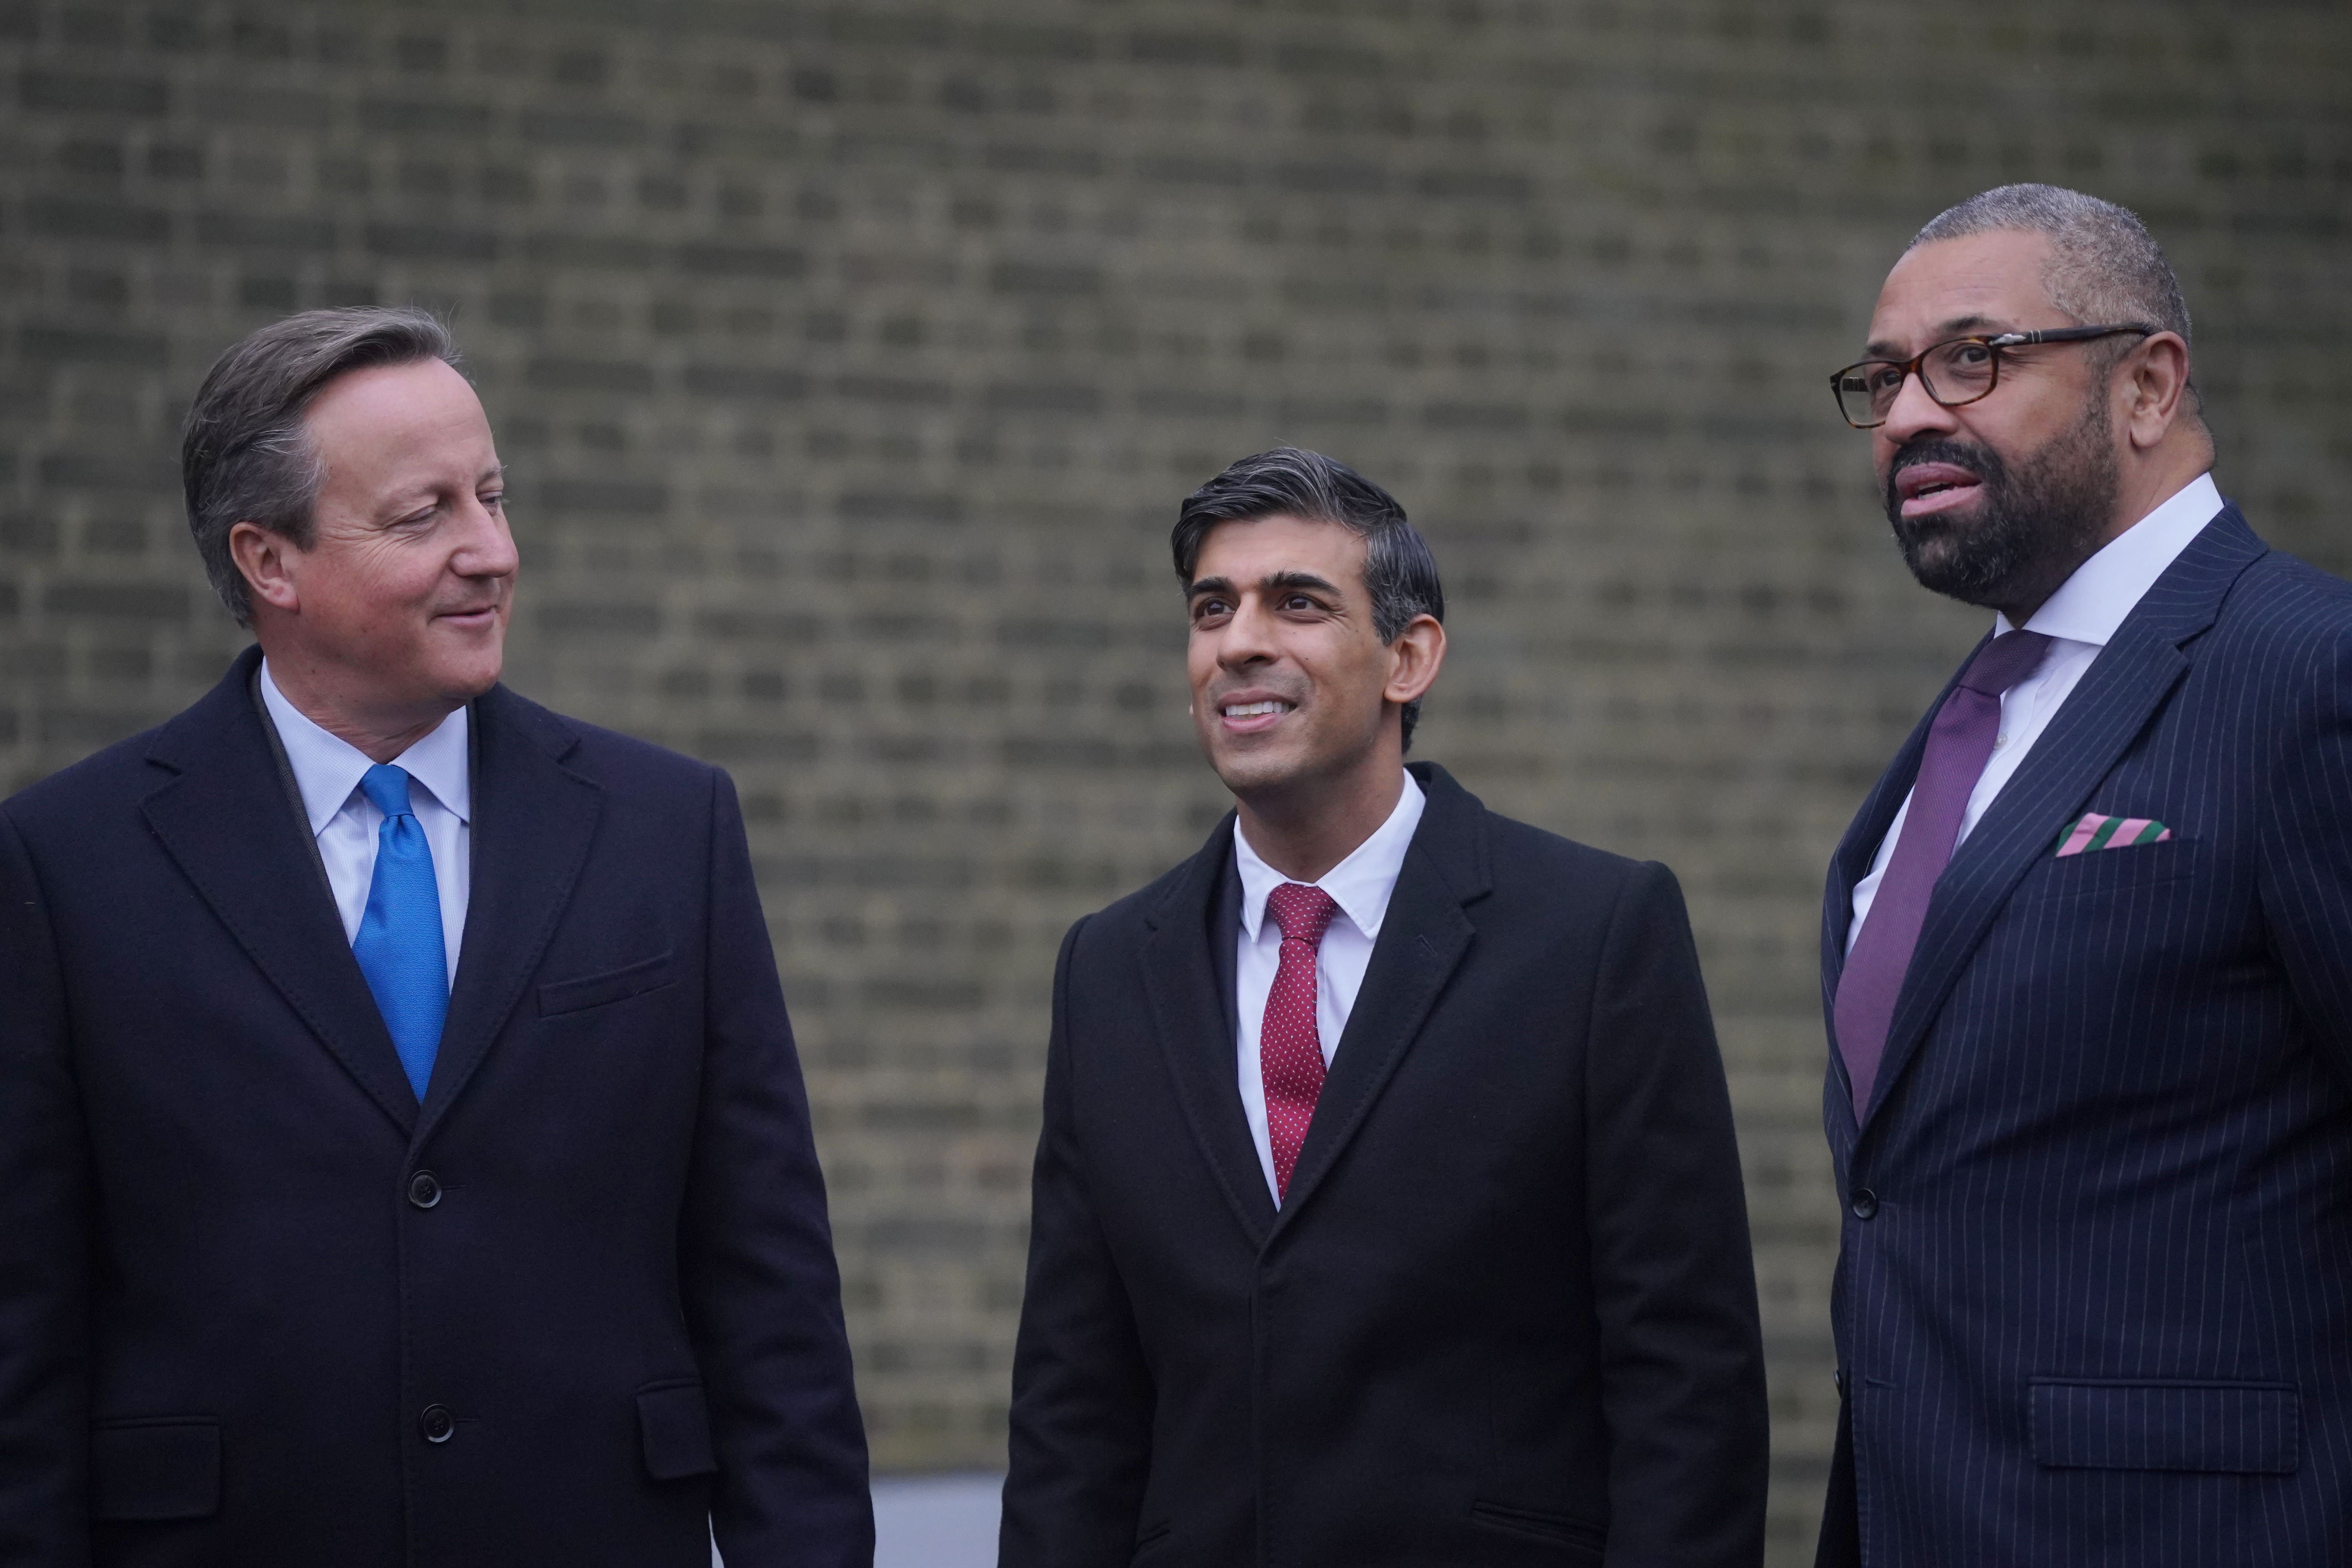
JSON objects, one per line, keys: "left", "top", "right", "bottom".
{"left": 1815, "top": 185, "right": 2352, "bottom": 1566}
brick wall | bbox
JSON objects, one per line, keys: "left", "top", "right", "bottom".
{"left": 4, "top": 2, "right": 2347, "bottom": 1559}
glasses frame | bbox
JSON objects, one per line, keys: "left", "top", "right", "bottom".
{"left": 1829, "top": 323, "right": 2156, "bottom": 429}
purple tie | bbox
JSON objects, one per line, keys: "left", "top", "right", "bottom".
{"left": 1835, "top": 630, "right": 2053, "bottom": 1115}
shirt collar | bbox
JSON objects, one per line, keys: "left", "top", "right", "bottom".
{"left": 259, "top": 659, "right": 472, "bottom": 837}
{"left": 1995, "top": 471, "right": 2224, "bottom": 646}
{"left": 1234, "top": 770, "right": 1427, "bottom": 944}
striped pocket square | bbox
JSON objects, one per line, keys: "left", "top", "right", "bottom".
{"left": 2056, "top": 812, "right": 2173, "bottom": 857}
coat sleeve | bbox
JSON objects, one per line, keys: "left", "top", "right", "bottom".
{"left": 680, "top": 769, "right": 874, "bottom": 1568}
{"left": 2262, "top": 619, "right": 2352, "bottom": 1074}
{"left": 0, "top": 807, "right": 93, "bottom": 1568}
{"left": 1581, "top": 860, "right": 1769, "bottom": 1568}
{"left": 999, "top": 916, "right": 1157, "bottom": 1568}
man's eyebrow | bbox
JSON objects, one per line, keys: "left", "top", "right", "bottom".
{"left": 1185, "top": 570, "right": 1346, "bottom": 601}
{"left": 1863, "top": 313, "right": 2011, "bottom": 357}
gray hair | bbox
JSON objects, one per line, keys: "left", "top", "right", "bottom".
{"left": 181, "top": 307, "right": 458, "bottom": 624}
{"left": 1911, "top": 183, "right": 2193, "bottom": 347}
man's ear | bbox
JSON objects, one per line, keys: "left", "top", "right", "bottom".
{"left": 229, "top": 521, "right": 302, "bottom": 615}
{"left": 2120, "top": 331, "right": 2194, "bottom": 451}
{"left": 1384, "top": 615, "right": 1446, "bottom": 706}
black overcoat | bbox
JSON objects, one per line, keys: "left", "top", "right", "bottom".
{"left": 1001, "top": 762, "right": 1768, "bottom": 1568}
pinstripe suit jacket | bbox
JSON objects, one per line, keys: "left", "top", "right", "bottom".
{"left": 1817, "top": 506, "right": 2352, "bottom": 1567}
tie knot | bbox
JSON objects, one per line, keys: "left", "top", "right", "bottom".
{"left": 1267, "top": 882, "right": 1341, "bottom": 949}
{"left": 360, "top": 764, "right": 417, "bottom": 820}
{"left": 1956, "top": 630, "right": 2054, "bottom": 697}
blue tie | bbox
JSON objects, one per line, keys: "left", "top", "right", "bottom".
{"left": 353, "top": 764, "right": 448, "bottom": 1101}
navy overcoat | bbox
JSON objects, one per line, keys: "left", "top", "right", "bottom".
{"left": 0, "top": 647, "right": 871, "bottom": 1567}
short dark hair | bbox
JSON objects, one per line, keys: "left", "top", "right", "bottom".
{"left": 1173, "top": 446, "right": 1445, "bottom": 750}
{"left": 181, "top": 307, "right": 458, "bottom": 625}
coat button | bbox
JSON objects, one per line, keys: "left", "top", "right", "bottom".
{"left": 407, "top": 1171, "right": 442, "bottom": 1210}
{"left": 1834, "top": 1368, "right": 1846, "bottom": 1395}
{"left": 1850, "top": 1187, "right": 1880, "bottom": 1220}
{"left": 420, "top": 1404, "right": 455, "bottom": 1443}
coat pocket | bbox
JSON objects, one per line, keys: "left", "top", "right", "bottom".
{"left": 2029, "top": 1378, "right": 2299, "bottom": 1474}
{"left": 636, "top": 1381, "right": 719, "bottom": 1481}
{"left": 539, "top": 951, "right": 676, "bottom": 1017}
{"left": 1469, "top": 1498, "right": 1605, "bottom": 1560}
{"left": 90, "top": 1417, "right": 221, "bottom": 1522}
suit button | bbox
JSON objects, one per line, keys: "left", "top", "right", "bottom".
{"left": 419, "top": 1404, "right": 455, "bottom": 1443}
{"left": 1834, "top": 1368, "right": 1846, "bottom": 1395}
{"left": 407, "top": 1171, "right": 442, "bottom": 1210}
{"left": 1850, "top": 1188, "right": 1880, "bottom": 1220}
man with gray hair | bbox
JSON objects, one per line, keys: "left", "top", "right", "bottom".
{"left": 1816, "top": 185, "right": 2352, "bottom": 1564}
{"left": 0, "top": 309, "right": 871, "bottom": 1565}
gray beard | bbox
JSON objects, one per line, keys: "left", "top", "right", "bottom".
{"left": 1884, "top": 396, "right": 2118, "bottom": 611}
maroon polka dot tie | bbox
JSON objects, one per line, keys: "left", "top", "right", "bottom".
{"left": 1263, "top": 882, "right": 1342, "bottom": 1201}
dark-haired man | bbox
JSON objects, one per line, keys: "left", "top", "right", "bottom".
{"left": 0, "top": 310, "right": 870, "bottom": 1565}
{"left": 1000, "top": 447, "right": 1768, "bottom": 1567}
{"left": 1817, "top": 185, "right": 2352, "bottom": 1566}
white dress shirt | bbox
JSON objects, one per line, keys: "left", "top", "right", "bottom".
{"left": 1848, "top": 472, "right": 2223, "bottom": 950}
{"left": 1234, "top": 769, "right": 1426, "bottom": 1203}
{"left": 260, "top": 659, "right": 470, "bottom": 984}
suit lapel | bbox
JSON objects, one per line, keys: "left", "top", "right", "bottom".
{"left": 415, "top": 684, "right": 602, "bottom": 1138}
{"left": 1272, "top": 763, "right": 1486, "bottom": 1235}
{"left": 1140, "top": 822, "right": 1278, "bottom": 1247}
{"left": 142, "top": 648, "right": 418, "bottom": 1138}
{"left": 1858, "top": 508, "right": 2268, "bottom": 1131}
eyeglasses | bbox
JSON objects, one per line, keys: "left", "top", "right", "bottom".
{"left": 1829, "top": 324, "right": 2154, "bottom": 429}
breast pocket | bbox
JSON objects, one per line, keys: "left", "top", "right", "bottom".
{"left": 538, "top": 951, "right": 676, "bottom": 1017}
{"left": 2017, "top": 837, "right": 2203, "bottom": 908}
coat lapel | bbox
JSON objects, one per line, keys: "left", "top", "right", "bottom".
{"left": 1272, "top": 762, "right": 1486, "bottom": 1235}
{"left": 414, "top": 684, "right": 602, "bottom": 1139}
{"left": 1857, "top": 507, "right": 2268, "bottom": 1132}
{"left": 1140, "top": 822, "right": 1278, "bottom": 1247}
{"left": 141, "top": 648, "right": 418, "bottom": 1138}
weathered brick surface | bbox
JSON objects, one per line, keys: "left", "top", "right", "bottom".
{"left": 4, "top": 2, "right": 2347, "bottom": 1558}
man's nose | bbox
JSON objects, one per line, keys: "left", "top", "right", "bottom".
{"left": 1218, "top": 597, "right": 1281, "bottom": 665}
{"left": 1876, "top": 367, "right": 1958, "bottom": 447}
{"left": 454, "top": 497, "right": 520, "bottom": 579}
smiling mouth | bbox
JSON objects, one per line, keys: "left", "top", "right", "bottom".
{"left": 1222, "top": 700, "right": 1292, "bottom": 718}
